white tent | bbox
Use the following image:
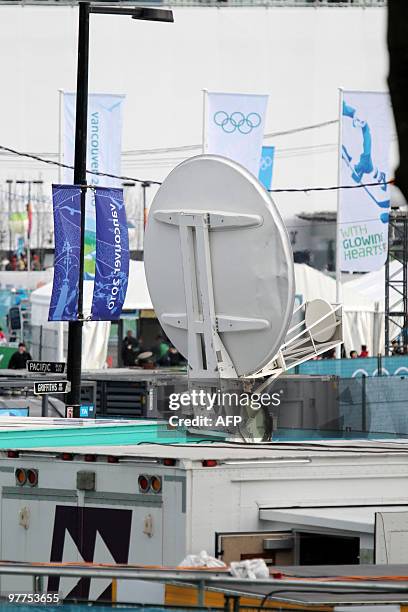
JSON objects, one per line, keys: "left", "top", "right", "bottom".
{"left": 345, "top": 260, "right": 399, "bottom": 306}
{"left": 30, "top": 260, "right": 153, "bottom": 369}
{"left": 345, "top": 260, "right": 402, "bottom": 349}
{"left": 30, "top": 260, "right": 152, "bottom": 324}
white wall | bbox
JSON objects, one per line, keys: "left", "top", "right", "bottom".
{"left": 0, "top": 5, "right": 394, "bottom": 220}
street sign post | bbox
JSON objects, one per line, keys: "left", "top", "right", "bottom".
{"left": 65, "top": 1, "right": 173, "bottom": 411}
{"left": 33, "top": 381, "right": 71, "bottom": 395}
{"left": 27, "top": 361, "right": 66, "bottom": 374}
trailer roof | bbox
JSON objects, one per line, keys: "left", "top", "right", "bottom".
{"left": 260, "top": 505, "right": 408, "bottom": 534}
{"left": 2, "top": 417, "right": 408, "bottom": 458}
{"left": 9, "top": 436, "right": 408, "bottom": 460}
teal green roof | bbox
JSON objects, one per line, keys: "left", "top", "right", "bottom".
{"left": 0, "top": 419, "right": 226, "bottom": 449}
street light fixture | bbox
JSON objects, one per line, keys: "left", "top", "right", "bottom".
{"left": 91, "top": 5, "right": 173, "bottom": 20}
{"left": 65, "top": 2, "right": 173, "bottom": 414}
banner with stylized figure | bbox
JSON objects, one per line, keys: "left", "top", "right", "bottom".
{"left": 91, "top": 187, "right": 129, "bottom": 321}
{"left": 49, "top": 185, "right": 81, "bottom": 321}
{"left": 338, "top": 91, "right": 393, "bottom": 272}
{"left": 63, "top": 92, "right": 125, "bottom": 280}
{"left": 204, "top": 91, "right": 268, "bottom": 177}
{"left": 258, "top": 145, "right": 275, "bottom": 190}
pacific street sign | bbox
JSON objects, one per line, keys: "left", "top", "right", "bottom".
{"left": 27, "top": 361, "right": 66, "bottom": 374}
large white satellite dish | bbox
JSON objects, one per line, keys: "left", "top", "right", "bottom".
{"left": 144, "top": 155, "right": 295, "bottom": 379}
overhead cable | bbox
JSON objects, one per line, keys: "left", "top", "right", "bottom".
{"left": 0, "top": 142, "right": 393, "bottom": 194}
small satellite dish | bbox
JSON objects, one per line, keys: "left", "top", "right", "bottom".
{"left": 305, "top": 299, "right": 338, "bottom": 343}
{"left": 144, "top": 155, "right": 295, "bottom": 379}
{"left": 253, "top": 298, "right": 342, "bottom": 379}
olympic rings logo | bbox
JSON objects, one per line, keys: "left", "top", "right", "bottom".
{"left": 213, "top": 111, "right": 262, "bottom": 134}
{"left": 260, "top": 156, "right": 273, "bottom": 171}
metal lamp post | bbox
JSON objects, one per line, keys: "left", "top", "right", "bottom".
{"left": 65, "top": 1, "right": 173, "bottom": 413}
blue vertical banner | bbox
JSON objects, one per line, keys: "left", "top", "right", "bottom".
{"left": 49, "top": 185, "right": 81, "bottom": 321}
{"left": 258, "top": 145, "right": 275, "bottom": 190}
{"left": 91, "top": 187, "right": 129, "bottom": 320}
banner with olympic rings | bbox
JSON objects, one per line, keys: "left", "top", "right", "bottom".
{"left": 258, "top": 146, "right": 275, "bottom": 190}
{"left": 204, "top": 91, "right": 268, "bottom": 177}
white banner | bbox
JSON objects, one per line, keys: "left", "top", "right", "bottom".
{"left": 338, "top": 90, "right": 392, "bottom": 272}
{"left": 63, "top": 92, "right": 125, "bottom": 187}
{"left": 204, "top": 91, "right": 268, "bottom": 177}
{"left": 62, "top": 92, "right": 125, "bottom": 278}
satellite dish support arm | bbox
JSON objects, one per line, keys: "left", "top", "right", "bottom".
{"left": 161, "top": 211, "right": 238, "bottom": 379}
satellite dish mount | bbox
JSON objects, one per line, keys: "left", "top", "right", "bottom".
{"left": 155, "top": 209, "right": 266, "bottom": 380}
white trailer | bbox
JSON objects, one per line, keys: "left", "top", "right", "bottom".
{"left": 2, "top": 438, "right": 408, "bottom": 600}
